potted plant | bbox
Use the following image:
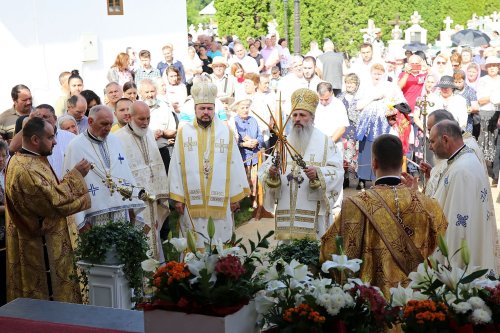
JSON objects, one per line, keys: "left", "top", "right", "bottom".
{"left": 139, "top": 217, "right": 274, "bottom": 333}
{"left": 74, "top": 220, "right": 149, "bottom": 304}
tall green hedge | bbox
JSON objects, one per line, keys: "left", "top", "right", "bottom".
{"left": 214, "top": 0, "right": 499, "bottom": 55}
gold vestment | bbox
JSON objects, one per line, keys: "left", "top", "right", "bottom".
{"left": 5, "top": 153, "right": 90, "bottom": 303}
{"left": 321, "top": 185, "right": 448, "bottom": 297}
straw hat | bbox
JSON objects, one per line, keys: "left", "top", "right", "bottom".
{"left": 435, "top": 75, "right": 457, "bottom": 89}
{"left": 209, "top": 56, "right": 228, "bottom": 68}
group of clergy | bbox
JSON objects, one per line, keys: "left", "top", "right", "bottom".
{"left": 3, "top": 79, "right": 498, "bottom": 305}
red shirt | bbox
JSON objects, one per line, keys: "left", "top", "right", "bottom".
{"left": 398, "top": 72, "right": 427, "bottom": 112}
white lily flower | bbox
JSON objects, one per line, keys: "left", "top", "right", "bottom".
{"left": 213, "top": 239, "right": 240, "bottom": 257}
{"left": 390, "top": 283, "right": 415, "bottom": 307}
{"left": 435, "top": 265, "right": 465, "bottom": 291}
{"left": 169, "top": 237, "right": 188, "bottom": 252}
{"left": 285, "top": 259, "right": 311, "bottom": 282}
{"left": 321, "top": 254, "right": 362, "bottom": 273}
{"left": 254, "top": 293, "right": 277, "bottom": 314}
{"left": 309, "top": 278, "right": 332, "bottom": 295}
{"left": 186, "top": 254, "right": 218, "bottom": 284}
{"left": 264, "top": 260, "right": 282, "bottom": 282}
{"left": 266, "top": 279, "right": 286, "bottom": 291}
{"left": 409, "top": 262, "right": 436, "bottom": 289}
{"left": 141, "top": 258, "right": 159, "bottom": 272}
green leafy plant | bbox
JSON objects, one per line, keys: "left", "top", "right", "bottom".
{"left": 74, "top": 221, "right": 149, "bottom": 304}
{"left": 268, "top": 238, "right": 320, "bottom": 273}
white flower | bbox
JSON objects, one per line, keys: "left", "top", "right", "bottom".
{"left": 470, "top": 308, "right": 492, "bottom": 325}
{"left": 169, "top": 237, "right": 188, "bottom": 252}
{"left": 309, "top": 278, "right": 332, "bottom": 296}
{"left": 408, "top": 263, "right": 436, "bottom": 289}
{"left": 266, "top": 280, "right": 286, "bottom": 291}
{"left": 285, "top": 259, "right": 311, "bottom": 282}
{"left": 186, "top": 254, "right": 218, "bottom": 284}
{"left": 390, "top": 283, "right": 416, "bottom": 307}
{"left": 254, "top": 293, "right": 277, "bottom": 314}
{"left": 141, "top": 258, "right": 159, "bottom": 272}
{"left": 467, "top": 296, "right": 486, "bottom": 309}
{"left": 451, "top": 302, "right": 472, "bottom": 314}
{"left": 322, "top": 254, "right": 362, "bottom": 273}
{"left": 214, "top": 239, "right": 240, "bottom": 257}
{"left": 435, "top": 266, "right": 465, "bottom": 291}
{"left": 343, "top": 278, "right": 365, "bottom": 291}
{"left": 471, "top": 278, "right": 500, "bottom": 289}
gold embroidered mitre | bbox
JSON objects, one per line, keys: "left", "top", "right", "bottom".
{"left": 191, "top": 82, "right": 217, "bottom": 105}
{"left": 291, "top": 88, "right": 319, "bottom": 114}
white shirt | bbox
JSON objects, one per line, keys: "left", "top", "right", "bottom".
{"left": 48, "top": 129, "right": 76, "bottom": 180}
{"left": 476, "top": 75, "right": 500, "bottom": 110}
{"left": 314, "top": 97, "right": 349, "bottom": 150}
{"left": 230, "top": 55, "right": 259, "bottom": 74}
{"left": 428, "top": 94, "right": 468, "bottom": 129}
{"left": 149, "top": 100, "right": 177, "bottom": 149}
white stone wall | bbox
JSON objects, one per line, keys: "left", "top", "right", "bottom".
{"left": 0, "top": 0, "right": 187, "bottom": 109}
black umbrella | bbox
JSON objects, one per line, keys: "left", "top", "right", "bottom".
{"left": 451, "top": 29, "right": 491, "bottom": 47}
{"left": 403, "top": 42, "right": 428, "bottom": 52}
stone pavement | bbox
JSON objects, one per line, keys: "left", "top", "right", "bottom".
{"left": 236, "top": 181, "right": 500, "bottom": 255}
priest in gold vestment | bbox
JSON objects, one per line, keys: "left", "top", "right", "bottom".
{"left": 321, "top": 134, "right": 448, "bottom": 297}
{"left": 115, "top": 101, "right": 169, "bottom": 260}
{"left": 5, "top": 118, "right": 91, "bottom": 302}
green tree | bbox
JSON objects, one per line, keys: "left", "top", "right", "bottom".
{"left": 214, "top": 0, "right": 273, "bottom": 40}
{"left": 187, "top": 0, "right": 212, "bottom": 26}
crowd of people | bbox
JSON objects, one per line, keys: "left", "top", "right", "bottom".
{"left": 0, "top": 30, "right": 499, "bottom": 305}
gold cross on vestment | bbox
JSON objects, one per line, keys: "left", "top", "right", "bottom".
{"left": 184, "top": 137, "right": 197, "bottom": 151}
{"left": 324, "top": 170, "right": 336, "bottom": 180}
{"left": 215, "top": 139, "right": 229, "bottom": 153}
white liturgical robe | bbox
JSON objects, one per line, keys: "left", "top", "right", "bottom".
{"left": 63, "top": 130, "right": 146, "bottom": 229}
{"left": 168, "top": 117, "right": 250, "bottom": 247}
{"left": 115, "top": 125, "right": 170, "bottom": 260}
{"left": 259, "top": 128, "right": 344, "bottom": 240}
{"left": 426, "top": 145, "right": 497, "bottom": 274}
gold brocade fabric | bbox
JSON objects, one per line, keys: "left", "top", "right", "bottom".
{"left": 5, "top": 154, "right": 91, "bottom": 303}
{"left": 320, "top": 185, "right": 448, "bottom": 298}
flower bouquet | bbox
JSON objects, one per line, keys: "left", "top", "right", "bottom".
{"left": 256, "top": 238, "right": 398, "bottom": 332}
{"left": 139, "top": 218, "right": 273, "bottom": 333}
{"left": 390, "top": 237, "right": 499, "bottom": 333}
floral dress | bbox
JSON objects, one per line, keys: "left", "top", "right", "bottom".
{"left": 339, "top": 93, "right": 361, "bottom": 180}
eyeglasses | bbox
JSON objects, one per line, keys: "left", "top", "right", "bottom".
{"left": 452, "top": 64, "right": 460, "bottom": 67}
{"left": 436, "top": 62, "right": 446, "bottom": 65}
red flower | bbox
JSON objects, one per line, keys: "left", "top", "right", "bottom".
{"left": 215, "top": 255, "right": 246, "bottom": 279}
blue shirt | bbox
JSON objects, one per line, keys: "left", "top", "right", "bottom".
{"left": 234, "top": 115, "right": 263, "bottom": 165}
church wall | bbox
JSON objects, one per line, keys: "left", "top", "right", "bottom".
{"left": 0, "top": 0, "right": 187, "bottom": 109}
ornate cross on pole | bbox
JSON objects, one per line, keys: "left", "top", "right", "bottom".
{"left": 416, "top": 95, "right": 435, "bottom": 163}
{"left": 215, "top": 139, "right": 229, "bottom": 153}
{"left": 184, "top": 137, "right": 197, "bottom": 151}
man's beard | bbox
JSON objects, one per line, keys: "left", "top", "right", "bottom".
{"left": 287, "top": 120, "right": 314, "bottom": 155}
{"left": 130, "top": 121, "right": 148, "bottom": 137}
{"left": 144, "top": 98, "right": 158, "bottom": 108}
{"left": 196, "top": 117, "right": 213, "bottom": 128}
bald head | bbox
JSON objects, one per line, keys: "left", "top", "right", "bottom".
{"left": 429, "top": 119, "right": 464, "bottom": 160}
{"left": 427, "top": 109, "right": 454, "bottom": 132}
{"left": 130, "top": 101, "right": 151, "bottom": 132}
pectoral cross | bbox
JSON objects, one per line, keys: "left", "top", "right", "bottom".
{"left": 184, "top": 137, "right": 197, "bottom": 151}
{"left": 215, "top": 139, "right": 229, "bottom": 153}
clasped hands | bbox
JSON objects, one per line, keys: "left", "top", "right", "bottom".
{"left": 268, "top": 165, "right": 318, "bottom": 180}
{"left": 240, "top": 135, "right": 258, "bottom": 149}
